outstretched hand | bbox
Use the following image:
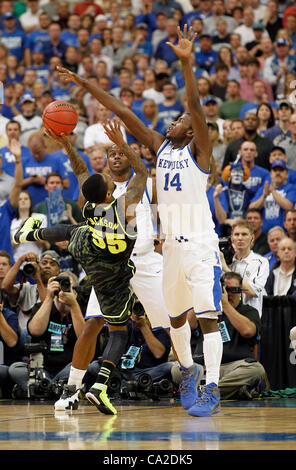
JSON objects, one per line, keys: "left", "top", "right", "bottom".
{"left": 166, "top": 24, "right": 197, "bottom": 61}
{"left": 56, "top": 66, "right": 85, "bottom": 87}
{"left": 103, "top": 118, "right": 126, "bottom": 147}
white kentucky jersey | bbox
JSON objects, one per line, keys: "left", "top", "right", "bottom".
{"left": 156, "top": 140, "right": 217, "bottom": 240}
{"left": 113, "top": 175, "right": 155, "bottom": 255}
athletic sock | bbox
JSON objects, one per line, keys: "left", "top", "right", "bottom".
{"left": 203, "top": 331, "right": 223, "bottom": 385}
{"left": 170, "top": 321, "right": 194, "bottom": 369}
{"left": 67, "top": 366, "right": 86, "bottom": 389}
{"left": 94, "top": 361, "right": 115, "bottom": 388}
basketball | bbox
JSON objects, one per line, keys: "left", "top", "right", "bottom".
{"left": 42, "top": 100, "right": 78, "bottom": 135}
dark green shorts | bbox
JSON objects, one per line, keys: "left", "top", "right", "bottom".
{"left": 68, "top": 225, "right": 136, "bottom": 325}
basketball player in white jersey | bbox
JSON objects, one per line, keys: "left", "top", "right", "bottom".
{"left": 57, "top": 25, "right": 223, "bottom": 417}
{"left": 54, "top": 140, "right": 173, "bottom": 411}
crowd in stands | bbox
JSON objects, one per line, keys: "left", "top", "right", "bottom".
{"left": 0, "top": 0, "right": 296, "bottom": 400}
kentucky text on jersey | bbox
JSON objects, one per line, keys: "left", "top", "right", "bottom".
{"left": 157, "top": 157, "right": 189, "bottom": 170}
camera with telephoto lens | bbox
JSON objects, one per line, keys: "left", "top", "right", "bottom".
{"left": 124, "top": 372, "right": 153, "bottom": 399}
{"left": 54, "top": 275, "right": 71, "bottom": 294}
{"left": 219, "top": 236, "right": 235, "bottom": 266}
{"left": 23, "top": 263, "right": 37, "bottom": 277}
{"left": 149, "top": 378, "right": 175, "bottom": 400}
{"left": 24, "top": 341, "right": 65, "bottom": 399}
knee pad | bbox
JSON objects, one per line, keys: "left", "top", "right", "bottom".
{"left": 102, "top": 330, "right": 128, "bottom": 366}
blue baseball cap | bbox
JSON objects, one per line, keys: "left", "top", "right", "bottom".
{"left": 3, "top": 12, "right": 15, "bottom": 19}
{"left": 276, "top": 38, "right": 288, "bottom": 47}
{"left": 203, "top": 96, "right": 218, "bottom": 105}
{"left": 271, "top": 159, "right": 287, "bottom": 170}
{"left": 20, "top": 93, "right": 35, "bottom": 104}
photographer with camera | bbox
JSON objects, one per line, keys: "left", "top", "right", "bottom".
{"left": 220, "top": 219, "right": 269, "bottom": 317}
{"left": 2, "top": 250, "right": 61, "bottom": 340}
{"left": 193, "top": 272, "right": 267, "bottom": 399}
{"left": 0, "top": 291, "right": 23, "bottom": 397}
{"left": 8, "top": 272, "right": 85, "bottom": 397}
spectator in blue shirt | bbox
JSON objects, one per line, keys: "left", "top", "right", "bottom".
{"left": 0, "top": 12, "right": 26, "bottom": 62}
{"left": 22, "top": 134, "right": 69, "bottom": 206}
{"left": 157, "top": 82, "right": 184, "bottom": 133}
{"left": 0, "top": 140, "right": 24, "bottom": 262}
{"left": 249, "top": 160, "right": 296, "bottom": 233}
{"left": 40, "top": 22, "right": 68, "bottom": 64}
{"left": 194, "top": 34, "right": 218, "bottom": 73}
{"left": 263, "top": 100, "right": 293, "bottom": 146}
{"left": 24, "top": 12, "right": 51, "bottom": 67}
{"left": 264, "top": 226, "right": 286, "bottom": 270}
{"left": 60, "top": 14, "right": 81, "bottom": 48}
{"left": 0, "top": 120, "right": 31, "bottom": 177}
{"left": 131, "top": 23, "right": 153, "bottom": 58}
{"left": 239, "top": 140, "right": 270, "bottom": 198}
{"left": 154, "top": 18, "right": 179, "bottom": 67}
{"left": 181, "top": 0, "right": 203, "bottom": 28}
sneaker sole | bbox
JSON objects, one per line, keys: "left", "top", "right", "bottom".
{"left": 85, "top": 391, "right": 117, "bottom": 415}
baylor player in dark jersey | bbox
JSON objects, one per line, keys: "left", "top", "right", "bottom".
{"left": 14, "top": 120, "right": 148, "bottom": 415}
{"left": 68, "top": 194, "right": 137, "bottom": 325}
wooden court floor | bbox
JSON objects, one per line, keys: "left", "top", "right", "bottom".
{"left": 0, "top": 397, "right": 296, "bottom": 453}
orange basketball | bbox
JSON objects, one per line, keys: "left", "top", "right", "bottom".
{"left": 42, "top": 100, "right": 78, "bottom": 135}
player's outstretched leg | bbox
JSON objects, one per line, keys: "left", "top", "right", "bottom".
{"left": 13, "top": 217, "right": 42, "bottom": 243}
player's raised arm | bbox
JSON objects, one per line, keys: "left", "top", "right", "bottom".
{"left": 45, "top": 128, "right": 89, "bottom": 208}
{"left": 166, "top": 25, "right": 212, "bottom": 171}
{"left": 103, "top": 119, "right": 148, "bottom": 220}
{"left": 56, "top": 66, "right": 165, "bottom": 155}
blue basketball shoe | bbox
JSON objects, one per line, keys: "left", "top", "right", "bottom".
{"left": 179, "top": 364, "right": 199, "bottom": 410}
{"left": 188, "top": 382, "right": 221, "bottom": 417}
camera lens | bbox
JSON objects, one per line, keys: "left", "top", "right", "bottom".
{"left": 23, "top": 263, "right": 36, "bottom": 277}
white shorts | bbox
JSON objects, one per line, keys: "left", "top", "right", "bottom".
{"left": 162, "top": 238, "right": 222, "bottom": 319}
{"left": 85, "top": 250, "right": 171, "bottom": 329}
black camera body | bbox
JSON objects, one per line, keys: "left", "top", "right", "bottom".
{"left": 221, "top": 279, "right": 243, "bottom": 294}
{"left": 23, "top": 263, "right": 37, "bottom": 277}
{"left": 54, "top": 275, "right": 71, "bottom": 293}
{"left": 24, "top": 341, "right": 65, "bottom": 400}
{"left": 219, "top": 236, "right": 235, "bottom": 266}
{"left": 124, "top": 373, "right": 153, "bottom": 399}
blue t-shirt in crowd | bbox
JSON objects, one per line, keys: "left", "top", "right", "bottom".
{"left": 0, "top": 199, "right": 16, "bottom": 262}
{"left": 25, "top": 29, "right": 51, "bottom": 52}
{"left": 23, "top": 153, "right": 68, "bottom": 205}
{"left": 157, "top": 102, "right": 184, "bottom": 132}
{"left": 154, "top": 37, "right": 179, "bottom": 67}
{"left": 60, "top": 30, "right": 80, "bottom": 47}
{"left": 251, "top": 182, "right": 296, "bottom": 233}
{"left": 0, "top": 146, "right": 31, "bottom": 177}
{"left": 244, "top": 165, "right": 270, "bottom": 198}
{"left": 49, "top": 149, "right": 93, "bottom": 200}
{"left": 0, "top": 29, "right": 26, "bottom": 61}
{"left": 194, "top": 49, "right": 218, "bottom": 72}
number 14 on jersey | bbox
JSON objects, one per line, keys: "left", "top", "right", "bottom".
{"left": 163, "top": 172, "right": 182, "bottom": 191}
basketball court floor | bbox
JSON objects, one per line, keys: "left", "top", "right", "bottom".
{"left": 0, "top": 397, "right": 295, "bottom": 453}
